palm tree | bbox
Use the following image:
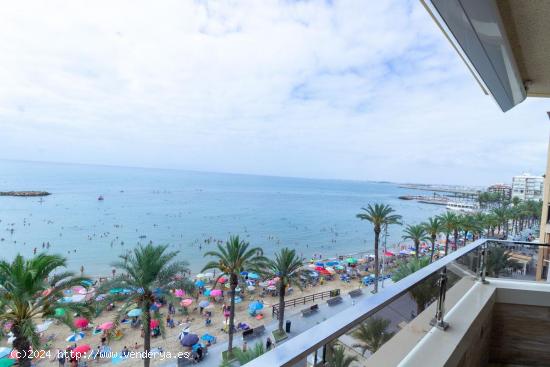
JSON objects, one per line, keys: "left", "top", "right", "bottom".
{"left": 351, "top": 317, "right": 394, "bottom": 356}
{"left": 438, "top": 212, "right": 458, "bottom": 255}
{"left": 357, "top": 204, "right": 402, "bottom": 293}
{"left": 402, "top": 224, "right": 429, "bottom": 259}
{"left": 326, "top": 344, "right": 358, "bottom": 367}
{"left": 392, "top": 257, "right": 438, "bottom": 314}
{"left": 422, "top": 217, "right": 442, "bottom": 262}
{"left": 263, "top": 248, "right": 303, "bottom": 333}
{"left": 232, "top": 342, "right": 266, "bottom": 365}
{"left": 486, "top": 247, "right": 518, "bottom": 277}
{"left": 492, "top": 207, "right": 509, "bottom": 238}
{"left": 0, "top": 254, "right": 91, "bottom": 367}
{"left": 203, "top": 236, "right": 267, "bottom": 356}
{"left": 98, "top": 244, "right": 189, "bottom": 367}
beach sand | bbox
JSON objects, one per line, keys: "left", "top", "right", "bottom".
{"left": 33, "top": 278, "right": 361, "bottom": 367}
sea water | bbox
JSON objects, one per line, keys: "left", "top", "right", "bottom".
{"left": 0, "top": 160, "right": 445, "bottom": 275}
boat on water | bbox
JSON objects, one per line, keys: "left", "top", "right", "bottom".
{"left": 97, "top": 195, "right": 104, "bottom": 201}
{"left": 446, "top": 201, "right": 479, "bottom": 213}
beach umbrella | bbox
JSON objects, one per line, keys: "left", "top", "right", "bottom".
{"left": 95, "top": 294, "right": 106, "bottom": 301}
{"left": 149, "top": 304, "right": 159, "bottom": 312}
{"left": 247, "top": 273, "right": 259, "bottom": 280}
{"left": 54, "top": 307, "right": 66, "bottom": 317}
{"left": 307, "top": 264, "right": 316, "bottom": 269}
{"left": 70, "top": 294, "right": 86, "bottom": 303}
{"left": 203, "top": 272, "right": 214, "bottom": 279}
{"left": 309, "top": 271, "right": 319, "bottom": 277}
{"left": 150, "top": 319, "right": 160, "bottom": 329}
{"left": 109, "top": 288, "right": 123, "bottom": 295}
{"left": 217, "top": 277, "right": 227, "bottom": 284}
{"left": 234, "top": 296, "right": 243, "bottom": 304}
{"left": 240, "top": 271, "right": 248, "bottom": 276}
{"left": 326, "top": 261, "right": 339, "bottom": 266}
{"left": 314, "top": 266, "right": 324, "bottom": 272}
{"left": 248, "top": 301, "right": 263, "bottom": 312}
{"left": 0, "top": 358, "right": 14, "bottom": 367}
{"left": 315, "top": 262, "right": 324, "bottom": 266}
{"left": 335, "top": 265, "right": 345, "bottom": 270}
{"left": 384, "top": 251, "right": 395, "bottom": 257}
{"left": 210, "top": 289, "right": 222, "bottom": 297}
{"left": 0, "top": 348, "right": 11, "bottom": 359}
{"left": 195, "top": 273, "right": 206, "bottom": 279}
{"left": 42, "top": 288, "right": 52, "bottom": 297}
{"left": 194, "top": 280, "right": 205, "bottom": 287}
{"left": 128, "top": 308, "right": 142, "bottom": 317}
{"left": 81, "top": 280, "right": 93, "bottom": 287}
{"left": 174, "top": 289, "right": 185, "bottom": 298}
{"left": 319, "top": 269, "right": 331, "bottom": 276}
{"left": 198, "top": 300, "right": 210, "bottom": 308}
{"left": 36, "top": 320, "right": 53, "bottom": 333}
{"left": 180, "top": 334, "right": 199, "bottom": 347}
{"left": 73, "top": 345, "right": 91, "bottom": 355}
{"left": 203, "top": 289, "right": 211, "bottom": 297}
{"left": 98, "top": 322, "right": 114, "bottom": 331}
{"left": 74, "top": 317, "right": 89, "bottom": 328}
{"left": 345, "top": 257, "right": 357, "bottom": 264}
{"left": 201, "top": 334, "right": 215, "bottom": 342}
{"left": 66, "top": 332, "right": 85, "bottom": 342}
{"left": 72, "top": 286, "right": 86, "bottom": 295}
{"left": 325, "top": 267, "right": 336, "bottom": 274}
{"left": 63, "top": 289, "right": 73, "bottom": 296}
{"left": 180, "top": 299, "right": 193, "bottom": 307}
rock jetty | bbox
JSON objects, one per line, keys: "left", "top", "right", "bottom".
{"left": 0, "top": 191, "right": 51, "bottom": 197}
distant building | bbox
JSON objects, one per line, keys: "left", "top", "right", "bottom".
{"left": 511, "top": 173, "right": 544, "bottom": 201}
{"left": 488, "top": 184, "right": 512, "bottom": 199}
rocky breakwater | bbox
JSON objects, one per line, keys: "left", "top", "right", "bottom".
{"left": 0, "top": 191, "right": 51, "bottom": 197}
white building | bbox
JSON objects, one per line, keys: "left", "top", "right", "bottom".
{"left": 511, "top": 173, "right": 544, "bottom": 201}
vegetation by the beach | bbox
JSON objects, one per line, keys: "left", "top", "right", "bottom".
{"left": 97, "top": 244, "right": 189, "bottom": 367}
{"left": 262, "top": 248, "right": 303, "bottom": 334}
{"left": 202, "top": 236, "right": 268, "bottom": 357}
{"left": 232, "top": 341, "right": 266, "bottom": 365}
{"left": 0, "top": 254, "right": 92, "bottom": 367}
{"left": 392, "top": 257, "right": 437, "bottom": 314}
{"left": 272, "top": 328, "right": 287, "bottom": 342}
{"left": 486, "top": 247, "right": 518, "bottom": 277}
{"left": 422, "top": 217, "right": 442, "bottom": 262}
{"left": 357, "top": 204, "right": 402, "bottom": 293}
{"left": 401, "top": 224, "right": 429, "bottom": 259}
{"left": 326, "top": 344, "right": 358, "bottom": 367}
{"left": 351, "top": 317, "right": 394, "bottom": 356}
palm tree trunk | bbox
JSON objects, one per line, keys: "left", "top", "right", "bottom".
{"left": 143, "top": 300, "right": 151, "bottom": 367}
{"left": 453, "top": 229, "right": 458, "bottom": 250}
{"left": 444, "top": 233, "right": 450, "bottom": 256}
{"left": 430, "top": 235, "right": 436, "bottom": 263}
{"left": 374, "top": 229, "right": 380, "bottom": 293}
{"left": 277, "top": 282, "right": 285, "bottom": 332}
{"left": 228, "top": 275, "right": 238, "bottom": 355}
{"left": 414, "top": 240, "right": 419, "bottom": 259}
{"left": 13, "top": 326, "right": 31, "bottom": 367}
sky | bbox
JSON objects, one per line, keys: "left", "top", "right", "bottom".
{"left": 0, "top": 0, "right": 548, "bottom": 186}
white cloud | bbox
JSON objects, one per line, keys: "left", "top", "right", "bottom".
{"left": 0, "top": 0, "right": 548, "bottom": 185}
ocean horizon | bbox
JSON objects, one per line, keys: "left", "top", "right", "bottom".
{"left": 0, "top": 160, "right": 445, "bottom": 276}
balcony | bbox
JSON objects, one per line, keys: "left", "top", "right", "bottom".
{"left": 244, "top": 239, "right": 549, "bottom": 367}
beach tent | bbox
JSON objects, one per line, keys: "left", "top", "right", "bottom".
{"left": 248, "top": 301, "right": 263, "bottom": 312}
{"left": 128, "top": 308, "right": 142, "bottom": 317}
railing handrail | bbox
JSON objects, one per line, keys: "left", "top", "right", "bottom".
{"left": 244, "top": 238, "right": 545, "bottom": 367}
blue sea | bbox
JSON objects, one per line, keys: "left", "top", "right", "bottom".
{"left": 0, "top": 160, "right": 445, "bottom": 275}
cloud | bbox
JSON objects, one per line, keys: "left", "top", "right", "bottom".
{"left": 0, "top": 0, "right": 547, "bottom": 185}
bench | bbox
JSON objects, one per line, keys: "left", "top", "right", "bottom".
{"left": 327, "top": 296, "right": 343, "bottom": 306}
{"left": 301, "top": 304, "right": 319, "bottom": 317}
{"left": 242, "top": 325, "right": 265, "bottom": 340}
{"left": 349, "top": 289, "right": 363, "bottom": 298}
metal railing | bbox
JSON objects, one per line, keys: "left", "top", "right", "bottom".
{"left": 244, "top": 238, "right": 545, "bottom": 367}
{"left": 272, "top": 289, "right": 340, "bottom": 318}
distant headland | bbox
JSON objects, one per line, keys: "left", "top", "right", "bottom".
{"left": 0, "top": 191, "right": 51, "bottom": 197}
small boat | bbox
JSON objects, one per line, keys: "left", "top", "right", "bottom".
{"left": 446, "top": 201, "right": 478, "bottom": 213}
{"left": 98, "top": 195, "right": 104, "bottom": 201}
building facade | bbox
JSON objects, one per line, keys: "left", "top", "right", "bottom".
{"left": 511, "top": 173, "right": 544, "bottom": 201}
{"left": 488, "top": 183, "right": 512, "bottom": 199}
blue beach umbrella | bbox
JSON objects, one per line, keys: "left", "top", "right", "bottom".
{"left": 315, "top": 262, "right": 324, "bottom": 266}
{"left": 248, "top": 301, "right": 263, "bottom": 312}
{"left": 201, "top": 334, "right": 215, "bottom": 342}
{"left": 109, "top": 288, "right": 123, "bottom": 295}
{"left": 234, "top": 296, "right": 242, "bottom": 304}
{"left": 181, "top": 334, "right": 199, "bottom": 347}
{"left": 326, "top": 261, "right": 339, "bottom": 266}
{"left": 199, "top": 300, "right": 210, "bottom": 308}
{"left": 66, "top": 332, "right": 85, "bottom": 342}
{"left": 240, "top": 271, "right": 248, "bottom": 276}
{"left": 0, "top": 348, "right": 11, "bottom": 359}
{"left": 248, "top": 273, "right": 259, "bottom": 280}
{"left": 195, "top": 280, "right": 205, "bottom": 287}
{"left": 81, "top": 280, "right": 93, "bottom": 287}
{"left": 204, "top": 289, "right": 211, "bottom": 297}
{"left": 128, "top": 308, "right": 142, "bottom": 317}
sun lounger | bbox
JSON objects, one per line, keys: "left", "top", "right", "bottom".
{"left": 242, "top": 325, "right": 266, "bottom": 340}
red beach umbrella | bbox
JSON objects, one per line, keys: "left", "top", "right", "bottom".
{"left": 74, "top": 317, "right": 89, "bottom": 328}
{"left": 150, "top": 319, "right": 159, "bottom": 328}
{"left": 98, "top": 321, "right": 114, "bottom": 330}
{"left": 72, "top": 344, "right": 91, "bottom": 356}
